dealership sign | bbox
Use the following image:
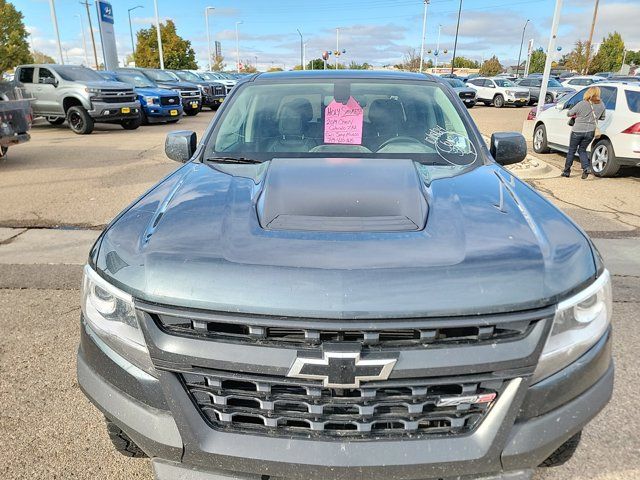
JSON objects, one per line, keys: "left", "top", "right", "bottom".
{"left": 96, "top": 1, "right": 118, "bottom": 70}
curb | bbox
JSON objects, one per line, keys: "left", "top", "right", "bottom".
{"left": 482, "top": 135, "right": 559, "bottom": 180}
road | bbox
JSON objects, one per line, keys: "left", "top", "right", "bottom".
{"left": 0, "top": 105, "right": 639, "bottom": 479}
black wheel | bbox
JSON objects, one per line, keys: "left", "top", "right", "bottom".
{"left": 66, "top": 106, "right": 94, "bottom": 134}
{"left": 105, "top": 418, "right": 147, "bottom": 458}
{"left": 482, "top": 100, "right": 491, "bottom": 106}
{"left": 0, "top": 146, "right": 8, "bottom": 162}
{"left": 140, "top": 109, "right": 149, "bottom": 125}
{"left": 493, "top": 94, "right": 505, "bottom": 108}
{"left": 121, "top": 114, "right": 142, "bottom": 130}
{"left": 545, "top": 93, "right": 554, "bottom": 104}
{"left": 533, "top": 123, "right": 550, "bottom": 154}
{"left": 464, "top": 102, "right": 475, "bottom": 109}
{"left": 184, "top": 109, "right": 199, "bottom": 116}
{"left": 591, "top": 138, "right": 620, "bottom": 177}
{"left": 515, "top": 103, "right": 524, "bottom": 108}
{"left": 540, "top": 431, "right": 582, "bottom": 468}
{"left": 46, "top": 116, "right": 65, "bottom": 125}
{"left": 528, "top": 99, "right": 536, "bottom": 106}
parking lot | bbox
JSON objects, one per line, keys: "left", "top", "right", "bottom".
{"left": 1, "top": 106, "right": 639, "bottom": 479}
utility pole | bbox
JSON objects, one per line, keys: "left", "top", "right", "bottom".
{"left": 205, "top": 7, "right": 215, "bottom": 71}
{"left": 76, "top": 14, "right": 89, "bottom": 66}
{"left": 297, "top": 29, "right": 304, "bottom": 70}
{"left": 49, "top": 0, "right": 64, "bottom": 64}
{"left": 584, "top": 0, "right": 599, "bottom": 74}
{"left": 153, "top": 0, "right": 164, "bottom": 69}
{"left": 419, "top": 0, "right": 429, "bottom": 73}
{"left": 235, "top": 21, "right": 243, "bottom": 73}
{"left": 128, "top": 5, "right": 143, "bottom": 65}
{"left": 435, "top": 25, "right": 442, "bottom": 70}
{"left": 450, "top": 0, "right": 463, "bottom": 75}
{"left": 516, "top": 19, "right": 530, "bottom": 78}
{"left": 537, "top": 0, "right": 563, "bottom": 118}
{"left": 80, "top": 1, "right": 99, "bottom": 69}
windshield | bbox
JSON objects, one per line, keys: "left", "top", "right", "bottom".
{"left": 200, "top": 72, "right": 219, "bottom": 81}
{"left": 144, "top": 69, "right": 177, "bottom": 82}
{"left": 116, "top": 73, "right": 155, "bottom": 88}
{"left": 445, "top": 78, "right": 466, "bottom": 88}
{"left": 204, "top": 80, "right": 480, "bottom": 177}
{"left": 174, "top": 71, "right": 202, "bottom": 83}
{"left": 55, "top": 66, "right": 104, "bottom": 82}
{"left": 494, "top": 79, "right": 516, "bottom": 87}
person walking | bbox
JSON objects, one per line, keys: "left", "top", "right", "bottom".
{"left": 562, "top": 86, "right": 606, "bottom": 179}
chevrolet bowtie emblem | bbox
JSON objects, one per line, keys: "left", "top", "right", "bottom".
{"left": 287, "top": 351, "right": 397, "bottom": 388}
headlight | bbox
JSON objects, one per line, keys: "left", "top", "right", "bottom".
{"left": 505, "top": 89, "right": 515, "bottom": 95}
{"left": 532, "top": 270, "right": 612, "bottom": 383}
{"left": 142, "top": 95, "right": 159, "bottom": 105}
{"left": 81, "top": 265, "right": 155, "bottom": 375}
{"left": 85, "top": 87, "right": 101, "bottom": 94}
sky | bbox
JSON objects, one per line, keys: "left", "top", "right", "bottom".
{"left": 12, "top": 0, "right": 640, "bottom": 71}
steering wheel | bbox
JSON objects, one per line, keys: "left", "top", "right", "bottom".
{"left": 377, "top": 136, "right": 428, "bottom": 152}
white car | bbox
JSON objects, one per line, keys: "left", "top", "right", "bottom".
{"left": 532, "top": 82, "right": 640, "bottom": 176}
{"left": 466, "top": 77, "right": 530, "bottom": 108}
{"left": 561, "top": 75, "right": 603, "bottom": 91}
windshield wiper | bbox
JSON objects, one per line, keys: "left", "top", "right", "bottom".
{"left": 204, "top": 156, "right": 263, "bottom": 165}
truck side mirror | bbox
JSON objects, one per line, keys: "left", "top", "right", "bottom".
{"left": 41, "top": 77, "right": 57, "bottom": 86}
{"left": 490, "top": 132, "right": 527, "bottom": 166}
{"left": 165, "top": 130, "right": 197, "bottom": 163}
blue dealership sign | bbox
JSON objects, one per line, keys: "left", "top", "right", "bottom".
{"left": 99, "top": 1, "right": 114, "bottom": 24}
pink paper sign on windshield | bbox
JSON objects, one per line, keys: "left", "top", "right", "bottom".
{"left": 324, "top": 96, "right": 364, "bottom": 145}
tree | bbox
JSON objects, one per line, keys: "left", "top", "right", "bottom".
{"left": 348, "top": 61, "right": 371, "bottom": 70}
{"left": 135, "top": 20, "right": 197, "bottom": 69}
{"left": 306, "top": 58, "right": 326, "bottom": 70}
{"left": 267, "top": 67, "right": 283, "bottom": 72}
{"left": 562, "top": 40, "right": 594, "bottom": 73}
{"left": 396, "top": 48, "right": 430, "bottom": 72}
{"left": 452, "top": 56, "right": 480, "bottom": 69}
{"left": 210, "top": 54, "right": 226, "bottom": 71}
{"left": 479, "top": 55, "right": 503, "bottom": 76}
{"left": 589, "top": 32, "right": 625, "bottom": 74}
{"left": 0, "top": 0, "right": 33, "bottom": 74}
{"left": 241, "top": 61, "right": 257, "bottom": 73}
{"left": 32, "top": 50, "right": 55, "bottom": 64}
{"left": 625, "top": 50, "right": 640, "bottom": 66}
{"left": 528, "top": 50, "right": 546, "bottom": 73}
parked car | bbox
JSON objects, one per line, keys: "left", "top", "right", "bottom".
{"left": 14, "top": 64, "right": 141, "bottom": 134}
{"left": 595, "top": 72, "right": 614, "bottom": 79}
{"left": 515, "top": 77, "right": 574, "bottom": 105}
{"left": 532, "top": 82, "right": 640, "bottom": 176}
{"left": 443, "top": 77, "right": 477, "bottom": 107}
{"left": 559, "top": 72, "right": 578, "bottom": 80}
{"left": 561, "top": 75, "right": 604, "bottom": 90}
{"left": 168, "top": 70, "right": 226, "bottom": 110}
{"left": 466, "top": 76, "right": 530, "bottom": 107}
{"left": 98, "top": 71, "right": 183, "bottom": 124}
{"left": 0, "top": 82, "right": 32, "bottom": 160}
{"left": 195, "top": 71, "right": 237, "bottom": 94}
{"left": 78, "top": 70, "right": 613, "bottom": 480}
{"left": 609, "top": 76, "right": 640, "bottom": 84}
{"left": 119, "top": 68, "right": 202, "bottom": 116}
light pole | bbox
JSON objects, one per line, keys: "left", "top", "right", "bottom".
{"left": 128, "top": 5, "right": 143, "bottom": 65}
{"left": 255, "top": 55, "right": 258, "bottom": 71}
{"left": 75, "top": 14, "right": 89, "bottom": 66}
{"left": 303, "top": 43, "right": 308, "bottom": 70}
{"left": 516, "top": 19, "right": 530, "bottom": 78}
{"left": 297, "top": 29, "right": 304, "bottom": 70}
{"left": 153, "top": 0, "right": 164, "bottom": 69}
{"left": 419, "top": 0, "right": 430, "bottom": 73}
{"left": 80, "top": 1, "right": 99, "bottom": 69}
{"left": 537, "top": 0, "right": 563, "bottom": 118}
{"left": 205, "top": 6, "right": 215, "bottom": 71}
{"left": 434, "top": 24, "right": 442, "bottom": 70}
{"left": 235, "top": 21, "right": 243, "bottom": 73}
{"left": 450, "top": 0, "right": 463, "bottom": 75}
{"left": 584, "top": 0, "right": 599, "bottom": 74}
{"left": 335, "top": 28, "right": 340, "bottom": 69}
{"left": 48, "top": 0, "right": 64, "bottom": 64}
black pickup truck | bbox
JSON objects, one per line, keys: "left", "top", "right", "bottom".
{"left": 0, "top": 81, "right": 32, "bottom": 161}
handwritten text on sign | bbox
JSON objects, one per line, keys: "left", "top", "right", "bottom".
{"left": 324, "top": 96, "right": 364, "bottom": 145}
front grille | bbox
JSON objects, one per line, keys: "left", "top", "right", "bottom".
{"left": 160, "top": 95, "right": 181, "bottom": 106}
{"left": 214, "top": 85, "right": 225, "bottom": 95}
{"left": 154, "top": 311, "right": 534, "bottom": 350}
{"left": 515, "top": 92, "right": 528, "bottom": 98}
{"left": 180, "top": 369, "right": 504, "bottom": 439}
{"left": 179, "top": 90, "right": 201, "bottom": 99}
{"left": 459, "top": 91, "right": 475, "bottom": 99}
{"left": 93, "top": 90, "right": 136, "bottom": 103}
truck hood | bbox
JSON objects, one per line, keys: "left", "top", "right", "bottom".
{"left": 79, "top": 80, "right": 133, "bottom": 90}
{"left": 134, "top": 87, "right": 178, "bottom": 97}
{"left": 94, "top": 159, "right": 596, "bottom": 319}
{"left": 155, "top": 80, "right": 199, "bottom": 90}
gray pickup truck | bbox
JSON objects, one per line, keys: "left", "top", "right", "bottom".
{"left": 14, "top": 64, "right": 141, "bottom": 134}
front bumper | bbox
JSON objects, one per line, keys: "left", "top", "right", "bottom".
{"left": 201, "top": 93, "right": 225, "bottom": 107}
{"left": 144, "top": 105, "right": 184, "bottom": 123}
{"left": 181, "top": 98, "right": 202, "bottom": 112}
{"left": 505, "top": 96, "right": 529, "bottom": 105}
{"left": 88, "top": 100, "right": 141, "bottom": 122}
{"left": 77, "top": 318, "right": 613, "bottom": 480}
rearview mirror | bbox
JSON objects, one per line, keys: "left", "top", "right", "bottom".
{"left": 490, "top": 132, "right": 527, "bottom": 166}
{"left": 165, "top": 130, "right": 197, "bottom": 163}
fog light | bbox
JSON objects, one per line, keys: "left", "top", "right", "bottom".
{"left": 103, "top": 110, "right": 110, "bottom": 115}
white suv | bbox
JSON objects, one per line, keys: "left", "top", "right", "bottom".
{"left": 532, "top": 82, "right": 640, "bottom": 176}
{"left": 466, "top": 77, "right": 530, "bottom": 108}
{"left": 561, "top": 75, "right": 603, "bottom": 91}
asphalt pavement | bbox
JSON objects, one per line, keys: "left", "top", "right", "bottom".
{"left": 0, "top": 106, "right": 639, "bottom": 479}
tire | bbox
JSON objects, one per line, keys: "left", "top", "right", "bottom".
{"left": 545, "top": 93, "right": 554, "bottom": 104}
{"left": 0, "top": 146, "right": 8, "bottom": 162}
{"left": 482, "top": 100, "right": 491, "bottom": 106}
{"left": 184, "top": 109, "right": 199, "bottom": 116}
{"left": 540, "top": 431, "right": 582, "bottom": 468}
{"left": 591, "top": 138, "right": 620, "bottom": 177}
{"left": 464, "top": 102, "right": 475, "bottom": 109}
{"left": 121, "top": 115, "right": 142, "bottom": 130}
{"left": 140, "top": 109, "right": 149, "bottom": 125}
{"left": 493, "top": 94, "right": 505, "bottom": 108}
{"left": 46, "top": 116, "right": 65, "bottom": 125}
{"left": 105, "top": 418, "right": 147, "bottom": 458}
{"left": 66, "top": 106, "right": 94, "bottom": 134}
{"left": 515, "top": 103, "right": 524, "bottom": 108}
{"left": 528, "top": 99, "right": 536, "bottom": 106}
{"left": 533, "top": 124, "right": 550, "bottom": 154}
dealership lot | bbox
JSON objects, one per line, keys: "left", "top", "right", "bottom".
{"left": 0, "top": 108, "right": 639, "bottom": 479}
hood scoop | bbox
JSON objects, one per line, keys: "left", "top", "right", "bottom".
{"left": 257, "top": 158, "right": 428, "bottom": 232}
